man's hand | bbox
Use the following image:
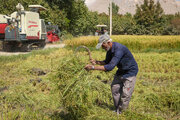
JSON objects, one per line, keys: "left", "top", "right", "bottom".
{"left": 84, "top": 64, "right": 106, "bottom": 71}
{"left": 90, "top": 59, "right": 96, "bottom": 65}
{"left": 84, "top": 64, "right": 94, "bottom": 71}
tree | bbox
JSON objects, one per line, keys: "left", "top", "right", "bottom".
{"left": 134, "top": 0, "right": 167, "bottom": 35}
{"left": 112, "top": 13, "right": 136, "bottom": 35}
{"left": 67, "top": 0, "right": 98, "bottom": 36}
{"left": 46, "top": 0, "right": 98, "bottom": 36}
{"left": 163, "top": 15, "right": 180, "bottom": 35}
{"left": 112, "top": 2, "right": 119, "bottom": 15}
{"left": 108, "top": 2, "right": 119, "bottom": 15}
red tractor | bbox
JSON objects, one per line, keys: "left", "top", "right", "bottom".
{"left": 46, "top": 24, "right": 60, "bottom": 43}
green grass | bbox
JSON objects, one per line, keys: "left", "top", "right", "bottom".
{"left": 0, "top": 36, "right": 180, "bottom": 120}
{"left": 0, "top": 48, "right": 59, "bottom": 63}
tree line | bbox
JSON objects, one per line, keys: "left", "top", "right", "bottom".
{"left": 0, "top": 0, "right": 179, "bottom": 37}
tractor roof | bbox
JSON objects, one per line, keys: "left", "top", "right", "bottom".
{"left": 29, "top": 5, "right": 46, "bottom": 11}
{"left": 96, "top": 25, "right": 107, "bottom": 27}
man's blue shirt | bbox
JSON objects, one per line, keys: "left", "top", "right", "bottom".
{"left": 104, "top": 42, "right": 138, "bottom": 78}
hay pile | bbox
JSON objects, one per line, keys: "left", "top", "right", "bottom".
{"left": 53, "top": 56, "right": 111, "bottom": 119}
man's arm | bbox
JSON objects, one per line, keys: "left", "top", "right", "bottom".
{"left": 84, "top": 64, "right": 106, "bottom": 71}
{"left": 85, "top": 60, "right": 106, "bottom": 71}
{"left": 90, "top": 59, "right": 106, "bottom": 65}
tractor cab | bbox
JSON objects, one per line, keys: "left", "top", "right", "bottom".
{"left": 95, "top": 24, "right": 108, "bottom": 36}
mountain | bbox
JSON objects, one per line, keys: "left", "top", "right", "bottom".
{"left": 85, "top": 0, "right": 180, "bottom": 15}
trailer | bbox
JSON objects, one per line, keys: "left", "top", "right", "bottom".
{"left": 0, "top": 3, "right": 47, "bottom": 52}
{"left": 46, "top": 24, "right": 60, "bottom": 43}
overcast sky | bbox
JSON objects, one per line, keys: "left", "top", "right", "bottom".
{"left": 85, "top": 0, "right": 96, "bottom": 6}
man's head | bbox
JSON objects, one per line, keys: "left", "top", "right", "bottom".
{"left": 96, "top": 34, "right": 112, "bottom": 51}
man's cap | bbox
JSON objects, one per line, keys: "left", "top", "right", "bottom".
{"left": 96, "top": 34, "right": 112, "bottom": 49}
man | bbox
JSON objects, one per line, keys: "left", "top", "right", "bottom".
{"left": 84, "top": 34, "right": 138, "bottom": 114}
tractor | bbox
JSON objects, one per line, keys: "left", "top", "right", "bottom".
{"left": 95, "top": 24, "right": 108, "bottom": 36}
{"left": 46, "top": 24, "right": 60, "bottom": 43}
{"left": 0, "top": 3, "right": 47, "bottom": 52}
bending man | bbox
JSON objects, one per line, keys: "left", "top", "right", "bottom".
{"left": 85, "top": 34, "right": 138, "bottom": 114}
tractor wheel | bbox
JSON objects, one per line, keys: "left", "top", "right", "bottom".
{"left": 39, "top": 41, "right": 46, "bottom": 48}
{"left": 21, "top": 43, "right": 29, "bottom": 52}
{"left": 3, "top": 42, "right": 12, "bottom": 52}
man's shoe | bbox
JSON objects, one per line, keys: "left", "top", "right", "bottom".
{"left": 117, "top": 111, "right": 122, "bottom": 115}
{"left": 113, "top": 109, "right": 122, "bottom": 115}
{"left": 117, "top": 109, "right": 122, "bottom": 115}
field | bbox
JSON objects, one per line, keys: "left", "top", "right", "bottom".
{"left": 0, "top": 35, "right": 179, "bottom": 120}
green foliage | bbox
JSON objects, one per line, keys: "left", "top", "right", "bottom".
{"left": 112, "top": 14, "right": 137, "bottom": 35}
{"left": 164, "top": 18, "right": 180, "bottom": 35}
{"left": 0, "top": 0, "right": 179, "bottom": 36}
{"left": 46, "top": 0, "right": 98, "bottom": 36}
{"left": 97, "top": 6, "right": 179, "bottom": 35}
{"left": 97, "top": 13, "right": 137, "bottom": 35}
{"left": 112, "top": 2, "right": 119, "bottom": 15}
{"left": 162, "top": 12, "right": 180, "bottom": 35}
{"left": 0, "top": 0, "right": 38, "bottom": 14}
{"left": 134, "top": 0, "right": 167, "bottom": 35}
{"left": 98, "top": 13, "right": 109, "bottom": 27}
{"left": 67, "top": 1, "right": 98, "bottom": 36}
{"left": 108, "top": 2, "right": 119, "bottom": 15}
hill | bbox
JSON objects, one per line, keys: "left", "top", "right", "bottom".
{"left": 85, "top": 0, "right": 180, "bottom": 15}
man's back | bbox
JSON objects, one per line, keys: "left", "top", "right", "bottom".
{"left": 104, "top": 42, "right": 138, "bottom": 78}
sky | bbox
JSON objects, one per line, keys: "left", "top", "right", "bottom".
{"left": 85, "top": 0, "right": 180, "bottom": 6}
{"left": 85, "top": 0, "right": 96, "bottom": 6}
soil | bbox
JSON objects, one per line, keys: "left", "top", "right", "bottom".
{"left": 0, "top": 43, "right": 65, "bottom": 56}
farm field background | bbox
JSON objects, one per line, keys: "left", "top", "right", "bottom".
{"left": 0, "top": 35, "right": 179, "bottom": 120}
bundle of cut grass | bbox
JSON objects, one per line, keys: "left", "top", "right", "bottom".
{"left": 53, "top": 56, "right": 111, "bottom": 119}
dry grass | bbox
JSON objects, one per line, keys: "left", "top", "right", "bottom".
{"left": 65, "top": 35, "right": 180, "bottom": 51}
{"left": 0, "top": 36, "right": 179, "bottom": 119}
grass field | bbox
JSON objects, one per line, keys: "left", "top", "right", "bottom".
{"left": 65, "top": 35, "right": 180, "bottom": 51}
{"left": 0, "top": 35, "right": 179, "bottom": 120}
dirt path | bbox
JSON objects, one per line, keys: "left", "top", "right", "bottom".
{"left": 0, "top": 43, "right": 65, "bottom": 56}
